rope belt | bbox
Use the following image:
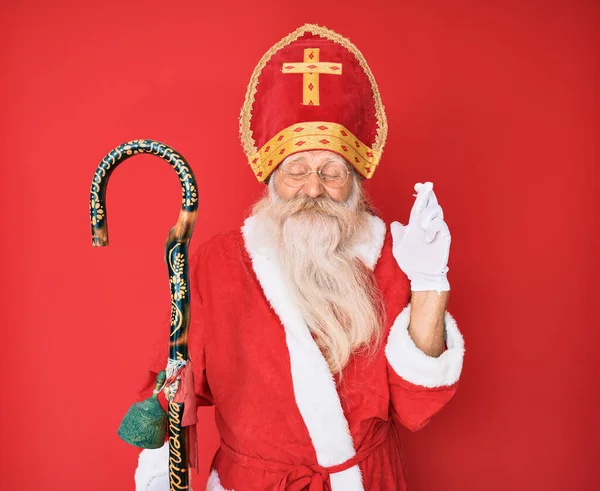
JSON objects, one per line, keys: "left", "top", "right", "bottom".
{"left": 214, "top": 420, "right": 392, "bottom": 491}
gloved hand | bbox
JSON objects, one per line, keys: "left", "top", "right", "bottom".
{"left": 391, "top": 181, "right": 451, "bottom": 293}
{"left": 135, "top": 443, "right": 170, "bottom": 491}
{"left": 134, "top": 443, "right": 196, "bottom": 491}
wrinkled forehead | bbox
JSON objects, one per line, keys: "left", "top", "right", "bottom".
{"left": 281, "top": 150, "right": 348, "bottom": 167}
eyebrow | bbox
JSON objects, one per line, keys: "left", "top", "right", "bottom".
{"left": 282, "top": 155, "right": 347, "bottom": 165}
{"left": 282, "top": 156, "right": 306, "bottom": 164}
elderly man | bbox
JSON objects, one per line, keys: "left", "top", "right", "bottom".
{"left": 135, "top": 24, "right": 464, "bottom": 491}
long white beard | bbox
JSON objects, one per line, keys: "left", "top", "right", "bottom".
{"left": 251, "top": 175, "right": 384, "bottom": 378}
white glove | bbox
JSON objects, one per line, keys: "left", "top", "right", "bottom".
{"left": 135, "top": 443, "right": 169, "bottom": 491}
{"left": 134, "top": 443, "right": 195, "bottom": 491}
{"left": 391, "top": 181, "right": 451, "bottom": 293}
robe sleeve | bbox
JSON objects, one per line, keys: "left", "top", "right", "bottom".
{"left": 379, "top": 240, "right": 465, "bottom": 432}
{"left": 385, "top": 301, "right": 464, "bottom": 431}
{"left": 138, "top": 245, "right": 214, "bottom": 408}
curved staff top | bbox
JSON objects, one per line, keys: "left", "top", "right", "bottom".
{"left": 89, "top": 139, "right": 199, "bottom": 491}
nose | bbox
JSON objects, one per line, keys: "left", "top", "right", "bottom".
{"left": 303, "top": 171, "right": 324, "bottom": 198}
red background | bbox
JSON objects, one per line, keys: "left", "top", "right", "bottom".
{"left": 1, "top": 1, "right": 598, "bottom": 490}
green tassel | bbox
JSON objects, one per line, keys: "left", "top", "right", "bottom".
{"left": 118, "top": 371, "right": 167, "bottom": 449}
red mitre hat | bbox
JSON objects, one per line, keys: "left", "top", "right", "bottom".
{"left": 239, "top": 24, "right": 388, "bottom": 183}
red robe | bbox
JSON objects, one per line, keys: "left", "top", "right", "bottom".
{"left": 141, "top": 215, "right": 465, "bottom": 491}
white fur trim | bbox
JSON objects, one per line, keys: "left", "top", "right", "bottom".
{"left": 206, "top": 469, "right": 234, "bottom": 491}
{"left": 242, "top": 215, "right": 368, "bottom": 491}
{"left": 134, "top": 442, "right": 170, "bottom": 491}
{"left": 352, "top": 214, "right": 386, "bottom": 269}
{"left": 385, "top": 303, "right": 465, "bottom": 388}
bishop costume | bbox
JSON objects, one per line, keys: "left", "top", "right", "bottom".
{"left": 135, "top": 24, "right": 465, "bottom": 491}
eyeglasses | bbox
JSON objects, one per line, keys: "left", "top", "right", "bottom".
{"left": 279, "top": 159, "right": 351, "bottom": 189}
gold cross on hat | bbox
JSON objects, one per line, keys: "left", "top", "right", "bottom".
{"left": 282, "top": 48, "right": 342, "bottom": 106}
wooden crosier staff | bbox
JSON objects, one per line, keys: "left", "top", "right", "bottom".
{"left": 89, "top": 139, "right": 199, "bottom": 490}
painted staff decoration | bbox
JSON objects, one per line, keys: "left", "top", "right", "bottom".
{"left": 89, "top": 139, "right": 199, "bottom": 491}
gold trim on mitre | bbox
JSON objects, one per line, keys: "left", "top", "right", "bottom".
{"left": 239, "top": 24, "right": 388, "bottom": 183}
{"left": 249, "top": 121, "right": 382, "bottom": 181}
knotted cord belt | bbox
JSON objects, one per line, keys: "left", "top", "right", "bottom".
{"left": 214, "top": 420, "right": 391, "bottom": 491}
